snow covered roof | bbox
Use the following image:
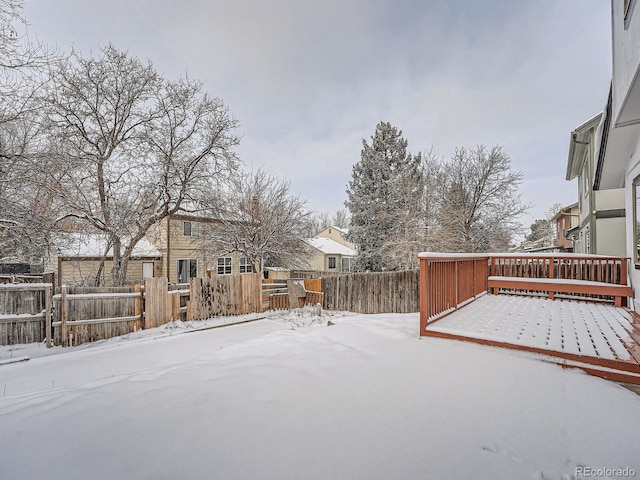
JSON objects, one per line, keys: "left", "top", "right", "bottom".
{"left": 330, "top": 225, "right": 349, "bottom": 235}
{"left": 56, "top": 233, "right": 161, "bottom": 258}
{"left": 305, "top": 237, "right": 356, "bottom": 256}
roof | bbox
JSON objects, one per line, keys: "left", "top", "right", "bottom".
{"left": 566, "top": 112, "right": 602, "bottom": 181}
{"left": 56, "top": 233, "right": 161, "bottom": 259}
{"left": 305, "top": 237, "right": 356, "bottom": 256}
{"left": 552, "top": 202, "right": 578, "bottom": 222}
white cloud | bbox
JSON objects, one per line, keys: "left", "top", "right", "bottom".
{"left": 25, "top": 0, "right": 612, "bottom": 223}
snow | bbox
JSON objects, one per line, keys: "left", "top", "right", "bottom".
{"left": 54, "top": 232, "right": 161, "bottom": 258}
{"left": 304, "top": 237, "right": 357, "bottom": 256}
{"left": 427, "top": 295, "right": 634, "bottom": 360}
{"left": 1, "top": 308, "right": 639, "bottom": 480}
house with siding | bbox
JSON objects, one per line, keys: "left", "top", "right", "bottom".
{"left": 566, "top": 113, "right": 626, "bottom": 256}
{"left": 302, "top": 226, "right": 357, "bottom": 273}
{"left": 304, "top": 237, "right": 356, "bottom": 273}
{"left": 47, "top": 214, "right": 255, "bottom": 286}
{"left": 552, "top": 203, "right": 579, "bottom": 252}
{"left": 591, "top": 0, "right": 640, "bottom": 310}
{"left": 45, "top": 233, "right": 163, "bottom": 286}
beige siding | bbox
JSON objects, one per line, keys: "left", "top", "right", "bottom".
{"left": 315, "top": 227, "right": 356, "bottom": 250}
{"left": 58, "top": 259, "right": 160, "bottom": 286}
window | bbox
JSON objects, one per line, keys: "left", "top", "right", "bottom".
{"left": 341, "top": 257, "right": 351, "bottom": 272}
{"left": 177, "top": 259, "right": 197, "bottom": 283}
{"left": 217, "top": 257, "right": 232, "bottom": 275}
{"left": 328, "top": 256, "right": 337, "bottom": 269}
{"left": 239, "top": 257, "right": 252, "bottom": 274}
{"left": 142, "top": 262, "right": 154, "bottom": 279}
{"left": 183, "top": 221, "right": 200, "bottom": 237}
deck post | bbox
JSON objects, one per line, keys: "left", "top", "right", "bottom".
{"left": 419, "top": 257, "right": 428, "bottom": 336}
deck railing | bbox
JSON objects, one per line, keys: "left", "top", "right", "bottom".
{"left": 489, "top": 254, "right": 627, "bottom": 284}
{"left": 419, "top": 254, "right": 489, "bottom": 333}
{"left": 419, "top": 253, "right": 632, "bottom": 335}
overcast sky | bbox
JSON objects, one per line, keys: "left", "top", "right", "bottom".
{"left": 24, "top": 0, "right": 612, "bottom": 228}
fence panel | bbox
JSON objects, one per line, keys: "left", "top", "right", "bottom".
{"left": 0, "top": 283, "right": 52, "bottom": 345}
{"left": 322, "top": 270, "right": 420, "bottom": 314}
{"left": 187, "top": 273, "right": 262, "bottom": 320}
{"left": 144, "top": 277, "right": 171, "bottom": 329}
{"left": 52, "top": 285, "right": 140, "bottom": 346}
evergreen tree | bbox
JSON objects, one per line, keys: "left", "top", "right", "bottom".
{"left": 346, "top": 122, "right": 422, "bottom": 271}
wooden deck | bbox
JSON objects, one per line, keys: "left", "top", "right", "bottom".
{"left": 423, "top": 294, "right": 640, "bottom": 385}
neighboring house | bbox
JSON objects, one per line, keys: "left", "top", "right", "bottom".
{"left": 46, "top": 233, "right": 163, "bottom": 286}
{"left": 304, "top": 237, "right": 356, "bottom": 273}
{"left": 592, "top": 0, "right": 640, "bottom": 309}
{"left": 47, "top": 214, "right": 257, "bottom": 286}
{"left": 552, "top": 203, "right": 580, "bottom": 252}
{"left": 145, "top": 214, "right": 256, "bottom": 283}
{"left": 314, "top": 226, "right": 356, "bottom": 251}
{"left": 566, "top": 113, "right": 626, "bottom": 256}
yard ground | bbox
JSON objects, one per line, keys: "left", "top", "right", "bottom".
{"left": 1, "top": 308, "right": 639, "bottom": 480}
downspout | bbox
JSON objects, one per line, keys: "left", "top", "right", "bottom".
{"left": 166, "top": 215, "right": 171, "bottom": 282}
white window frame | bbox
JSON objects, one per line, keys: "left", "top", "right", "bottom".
{"left": 239, "top": 257, "right": 252, "bottom": 274}
{"left": 341, "top": 257, "right": 351, "bottom": 272}
{"left": 183, "top": 221, "right": 200, "bottom": 237}
{"left": 177, "top": 258, "right": 198, "bottom": 283}
{"left": 217, "top": 257, "right": 232, "bottom": 275}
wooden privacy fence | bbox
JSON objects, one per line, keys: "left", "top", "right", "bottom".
{"left": 187, "top": 273, "right": 262, "bottom": 320}
{"left": 268, "top": 278, "right": 324, "bottom": 311}
{"left": 322, "top": 270, "right": 420, "bottom": 314}
{"left": 52, "top": 285, "right": 143, "bottom": 347}
{"left": 0, "top": 283, "right": 52, "bottom": 346}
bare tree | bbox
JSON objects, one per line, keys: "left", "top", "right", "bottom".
{"left": 201, "top": 168, "right": 313, "bottom": 273}
{"left": 307, "top": 209, "right": 350, "bottom": 236}
{"left": 0, "top": 0, "right": 55, "bottom": 264}
{"left": 436, "top": 145, "right": 528, "bottom": 252}
{"left": 44, "top": 45, "right": 240, "bottom": 285}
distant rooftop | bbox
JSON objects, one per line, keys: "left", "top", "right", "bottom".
{"left": 305, "top": 237, "right": 356, "bottom": 256}
{"left": 56, "top": 233, "right": 161, "bottom": 258}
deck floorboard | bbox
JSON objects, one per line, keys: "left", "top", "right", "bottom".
{"left": 424, "top": 294, "right": 640, "bottom": 384}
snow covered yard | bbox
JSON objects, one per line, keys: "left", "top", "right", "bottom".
{"left": 1, "top": 309, "right": 639, "bottom": 480}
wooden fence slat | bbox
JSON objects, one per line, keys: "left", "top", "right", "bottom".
{"left": 321, "top": 270, "right": 420, "bottom": 314}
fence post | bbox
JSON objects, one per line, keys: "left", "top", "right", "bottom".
{"left": 61, "top": 284, "right": 68, "bottom": 347}
{"left": 45, "top": 284, "right": 52, "bottom": 348}
{"left": 134, "top": 284, "right": 143, "bottom": 330}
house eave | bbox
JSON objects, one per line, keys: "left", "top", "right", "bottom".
{"left": 613, "top": 60, "right": 640, "bottom": 128}
{"left": 566, "top": 113, "right": 602, "bottom": 181}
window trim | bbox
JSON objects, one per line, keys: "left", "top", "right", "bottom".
{"left": 177, "top": 258, "right": 198, "bottom": 284}
{"left": 239, "top": 257, "right": 252, "bottom": 274}
{"left": 183, "top": 221, "right": 200, "bottom": 237}
{"left": 217, "top": 257, "right": 232, "bottom": 275}
{"left": 328, "top": 256, "right": 337, "bottom": 270}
